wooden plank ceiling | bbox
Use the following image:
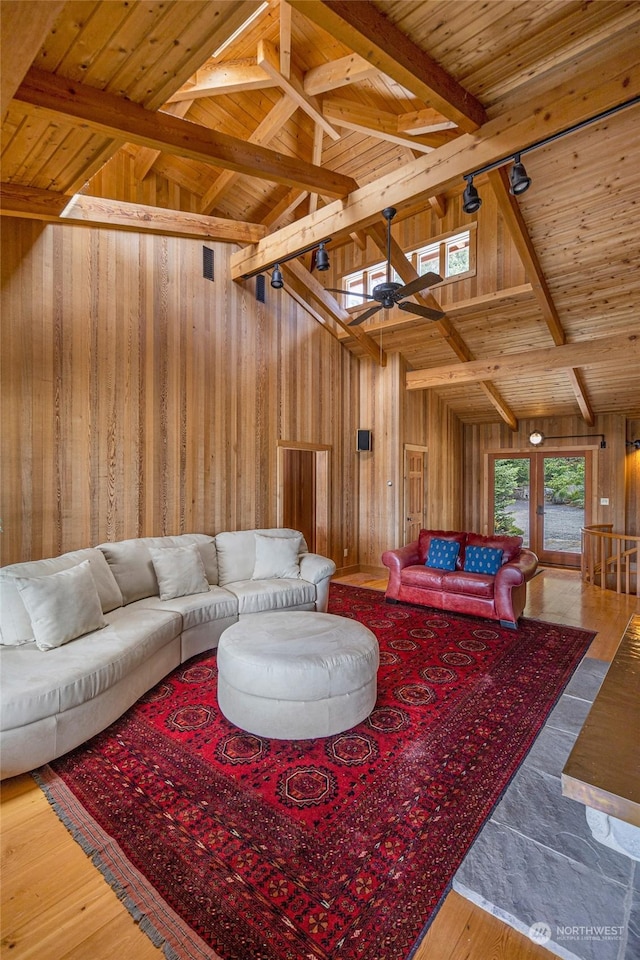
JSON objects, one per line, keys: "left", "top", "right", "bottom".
{"left": 2, "top": 0, "right": 639, "bottom": 427}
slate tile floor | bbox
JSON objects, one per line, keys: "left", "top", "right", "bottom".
{"left": 453, "top": 657, "right": 638, "bottom": 960}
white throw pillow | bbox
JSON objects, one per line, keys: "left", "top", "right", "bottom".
{"left": 14, "top": 559, "right": 107, "bottom": 651}
{"left": 252, "top": 534, "right": 302, "bottom": 579}
{"left": 148, "top": 544, "right": 210, "bottom": 600}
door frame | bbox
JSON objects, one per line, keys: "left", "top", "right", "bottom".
{"left": 487, "top": 448, "right": 594, "bottom": 567}
{"left": 276, "top": 441, "right": 331, "bottom": 557}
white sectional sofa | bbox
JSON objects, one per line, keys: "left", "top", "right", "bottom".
{"left": 0, "top": 528, "right": 335, "bottom": 779}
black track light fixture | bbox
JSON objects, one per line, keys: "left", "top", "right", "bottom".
{"left": 270, "top": 264, "right": 284, "bottom": 289}
{"left": 315, "top": 242, "right": 330, "bottom": 271}
{"left": 460, "top": 96, "right": 640, "bottom": 216}
{"left": 509, "top": 154, "right": 531, "bottom": 195}
{"left": 462, "top": 176, "right": 482, "bottom": 214}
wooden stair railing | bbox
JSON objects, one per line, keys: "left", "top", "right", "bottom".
{"left": 581, "top": 524, "right": 639, "bottom": 595}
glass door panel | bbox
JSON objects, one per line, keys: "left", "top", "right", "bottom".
{"left": 492, "top": 457, "right": 531, "bottom": 546}
{"left": 537, "top": 455, "right": 586, "bottom": 565}
{"left": 491, "top": 452, "right": 590, "bottom": 568}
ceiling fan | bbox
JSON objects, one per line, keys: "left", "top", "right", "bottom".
{"left": 326, "top": 206, "right": 444, "bottom": 326}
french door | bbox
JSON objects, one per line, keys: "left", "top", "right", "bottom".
{"left": 490, "top": 451, "right": 591, "bottom": 567}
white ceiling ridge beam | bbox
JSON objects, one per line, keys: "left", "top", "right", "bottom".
{"left": 257, "top": 39, "right": 341, "bottom": 141}
{"left": 406, "top": 333, "right": 640, "bottom": 390}
{"left": 230, "top": 55, "right": 640, "bottom": 278}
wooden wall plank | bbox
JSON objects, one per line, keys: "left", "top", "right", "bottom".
{"left": 0, "top": 217, "right": 362, "bottom": 568}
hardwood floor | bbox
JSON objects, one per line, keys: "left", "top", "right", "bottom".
{"left": 1, "top": 570, "right": 637, "bottom": 960}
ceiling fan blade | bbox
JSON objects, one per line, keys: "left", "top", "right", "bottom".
{"left": 395, "top": 272, "right": 443, "bottom": 299}
{"left": 349, "top": 304, "right": 383, "bottom": 326}
{"left": 397, "top": 301, "right": 444, "bottom": 321}
{"left": 325, "top": 288, "right": 374, "bottom": 300}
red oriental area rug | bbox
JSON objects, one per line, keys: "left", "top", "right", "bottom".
{"left": 36, "top": 585, "right": 595, "bottom": 960}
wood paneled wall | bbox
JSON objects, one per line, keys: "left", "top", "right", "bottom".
{"left": 0, "top": 218, "right": 360, "bottom": 567}
{"left": 462, "top": 414, "right": 635, "bottom": 536}
{"left": 357, "top": 353, "right": 464, "bottom": 569}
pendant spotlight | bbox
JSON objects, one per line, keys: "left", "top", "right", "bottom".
{"left": 462, "top": 175, "right": 482, "bottom": 214}
{"left": 461, "top": 96, "right": 640, "bottom": 216}
{"left": 270, "top": 264, "right": 284, "bottom": 289}
{"left": 315, "top": 242, "right": 330, "bottom": 271}
{"left": 509, "top": 154, "right": 531, "bottom": 195}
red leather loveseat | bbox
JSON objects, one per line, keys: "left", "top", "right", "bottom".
{"left": 382, "top": 529, "right": 538, "bottom": 629}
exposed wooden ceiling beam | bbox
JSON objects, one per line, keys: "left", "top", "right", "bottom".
{"left": 257, "top": 40, "right": 341, "bottom": 141}
{"left": 230, "top": 55, "right": 640, "bottom": 278}
{"left": 200, "top": 96, "right": 299, "bottom": 214}
{"left": 428, "top": 195, "right": 447, "bottom": 219}
{"left": 406, "top": 333, "right": 640, "bottom": 390}
{"left": 167, "top": 62, "right": 276, "bottom": 102}
{"left": 304, "top": 53, "right": 378, "bottom": 95}
{"left": 0, "top": 182, "right": 68, "bottom": 219}
{"left": 0, "top": 183, "right": 267, "bottom": 244}
{"left": 263, "top": 189, "right": 309, "bottom": 229}
{"left": 288, "top": 0, "right": 487, "bottom": 133}
{"left": 366, "top": 219, "right": 518, "bottom": 430}
{"left": 284, "top": 258, "right": 387, "bottom": 366}
{"left": 487, "top": 167, "right": 595, "bottom": 424}
{"left": 0, "top": 0, "right": 65, "bottom": 118}
{"left": 397, "top": 108, "right": 457, "bottom": 135}
{"left": 566, "top": 369, "right": 596, "bottom": 426}
{"left": 134, "top": 101, "right": 192, "bottom": 181}
{"left": 487, "top": 168, "right": 565, "bottom": 346}
{"left": 322, "top": 98, "right": 456, "bottom": 152}
{"left": 14, "top": 68, "right": 357, "bottom": 200}
{"left": 280, "top": 0, "right": 292, "bottom": 80}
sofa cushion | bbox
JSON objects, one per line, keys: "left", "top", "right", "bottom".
{"left": 426, "top": 538, "right": 460, "bottom": 571}
{"left": 98, "top": 534, "right": 218, "bottom": 604}
{"left": 134, "top": 586, "right": 238, "bottom": 631}
{"left": 13, "top": 560, "right": 108, "bottom": 651}
{"left": 464, "top": 545, "right": 503, "bottom": 575}
{"left": 402, "top": 565, "right": 445, "bottom": 590}
{"left": 227, "top": 579, "right": 316, "bottom": 614}
{"left": 466, "top": 533, "right": 522, "bottom": 564}
{"left": 418, "top": 530, "right": 466, "bottom": 569}
{"left": 441, "top": 571, "right": 495, "bottom": 599}
{"left": 216, "top": 529, "right": 307, "bottom": 586}
{"left": 252, "top": 533, "right": 302, "bottom": 579}
{"left": 0, "top": 606, "right": 181, "bottom": 731}
{"left": 149, "top": 544, "right": 210, "bottom": 600}
{"left": 0, "top": 548, "right": 121, "bottom": 647}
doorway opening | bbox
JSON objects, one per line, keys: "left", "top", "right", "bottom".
{"left": 489, "top": 451, "right": 591, "bottom": 567}
{"left": 277, "top": 442, "right": 330, "bottom": 557}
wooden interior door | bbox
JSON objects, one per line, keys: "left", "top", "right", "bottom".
{"left": 281, "top": 449, "right": 316, "bottom": 551}
{"left": 404, "top": 446, "right": 426, "bottom": 544}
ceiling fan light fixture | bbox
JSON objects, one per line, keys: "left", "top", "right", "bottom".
{"left": 271, "top": 264, "right": 284, "bottom": 289}
{"left": 509, "top": 155, "right": 531, "bottom": 195}
{"left": 315, "top": 242, "right": 330, "bottom": 271}
{"left": 462, "top": 176, "right": 482, "bottom": 214}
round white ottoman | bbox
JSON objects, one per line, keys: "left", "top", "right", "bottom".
{"left": 217, "top": 611, "right": 379, "bottom": 739}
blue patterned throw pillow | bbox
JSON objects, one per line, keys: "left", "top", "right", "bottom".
{"left": 426, "top": 538, "right": 460, "bottom": 571}
{"left": 464, "top": 545, "right": 503, "bottom": 574}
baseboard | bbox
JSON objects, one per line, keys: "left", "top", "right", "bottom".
{"left": 333, "top": 564, "right": 387, "bottom": 578}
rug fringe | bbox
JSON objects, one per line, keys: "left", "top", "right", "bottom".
{"left": 32, "top": 767, "right": 219, "bottom": 960}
